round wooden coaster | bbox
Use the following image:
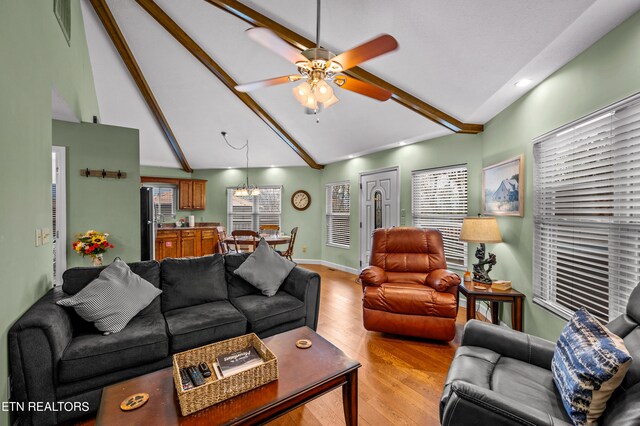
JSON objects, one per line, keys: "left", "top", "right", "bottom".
{"left": 296, "top": 339, "right": 313, "bottom": 349}
{"left": 120, "top": 393, "right": 149, "bottom": 411}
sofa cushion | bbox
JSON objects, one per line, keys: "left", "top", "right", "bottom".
{"left": 363, "top": 282, "right": 457, "bottom": 318}
{"left": 233, "top": 238, "right": 296, "bottom": 297}
{"left": 164, "top": 301, "right": 247, "bottom": 353}
{"left": 62, "top": 260, "right": 161, "bottom": 317}
{"left": 231, "top": 292, "right": 305, "bottom": 334}
{"left": 59, "top": 313, "right": 168, "bottom": 383}
{"left": 57, "top": 259, "right": 163, "bottom": 334}
{"left": 224, "top": 253, "right": 261, "bottom": 298}
{"left": 161, "top": 255, "right": 227, "bottom": 312}
{"left": 552, "top": 308, "right": 632, "bottom": 425}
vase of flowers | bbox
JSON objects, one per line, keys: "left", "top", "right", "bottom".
{"left": 72, "top": 230, "right": 114, "bottom": 266}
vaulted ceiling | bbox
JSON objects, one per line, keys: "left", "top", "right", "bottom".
{"left": 80, "top": 0, "right": 640, "bottom": 170}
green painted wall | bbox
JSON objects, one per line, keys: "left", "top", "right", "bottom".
{"left": 319, "top": 134, "right": 484, "bottom": 271}
{"left": 479, "top": 11, "right": 640, "bottom": 340}
{"left": 140, "top": 165, "right": 193, "bottom": 180}
{"left": 191, "top": 168, "right": 323, "bottom": 260}
{"left": 53, "top": 121, "right": 141, "bottom": 268}
{"left": 0, "top": 0, "right": 99, "bottom": 423}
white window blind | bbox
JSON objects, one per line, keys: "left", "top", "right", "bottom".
{"left": 227, "top": 186, "right": 282, "bottom": 231}
{"left": 412, "top": 165, "right": 468, "bottom": 268}
{"left": 533, "top": 94, "right": 640, "bottom": 323}
{"left": 326, "top": 183, "right": 351, "bottom": 248}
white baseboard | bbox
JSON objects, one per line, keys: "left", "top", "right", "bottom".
{"left": 293, "top": 259, "right": 359, "bottom": 275}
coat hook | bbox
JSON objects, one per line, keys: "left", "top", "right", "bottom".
{"left": 117, "top": 170, "right": 122, "bottom": 179}
{"left": 85, "top": 168, "right": 90, "bottom": 177}
{"left": 102, "top": 169, "right": 107, "bottom": 178}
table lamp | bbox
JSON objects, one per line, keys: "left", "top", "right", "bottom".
{"left": 460, "top": 216, "right": 502, "bottom": 284}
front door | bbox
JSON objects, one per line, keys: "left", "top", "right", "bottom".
{"left": 360, "top": 167, "right": 399, "bottom": 269}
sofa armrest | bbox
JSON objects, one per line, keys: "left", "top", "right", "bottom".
{"left": 425, "top": 269, "right": 461, "bottom": 292}
{"left": 9, "top": 287, "right": 74, "bottom": 425}
{"left": 462, "top": 320, "right": 556, "bottom": 370}
{"left": 441, "top": 380, "right": 571, "bottom": 426}
{"left": 359, "top": 266, "right": 387, "bottom": 286}
{"left": 281, "top": 266, "right": 321, "bottom": 330}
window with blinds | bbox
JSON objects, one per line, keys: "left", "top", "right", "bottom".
{"left": 227, "top": 186, "right": 282, "bottom": 231}
{"left": 54, "top": 0, "right": 71, "bottom": 45}
{"left": 533, "top": 94, "right": 640, "bottom": 323}
{"left": 326, "top": 182, "right": 351, "bottom": 248}
{"left": 144, "top": 185, "right": 177, "bottom": 219}
{"left": 412, "top": 165, "right": 468, "bottom": 268}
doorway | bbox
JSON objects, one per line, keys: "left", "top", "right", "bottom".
{"left": 52, "top": 146, "right": 67, "bottom": 286}
{"left": 359, "top": 167, "right": 399, "bottom": 269}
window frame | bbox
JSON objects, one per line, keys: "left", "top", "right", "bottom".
{"left": 143, "top": 183, "right": 178, "bottom": 220}
{"left": 532, "top": 92, "right": 640, "bottom": 323}
{"left": 227, "top": 186, "right": 282, "bottom": 231}
{"left": 326, "top": 181, "right": 351, "bottom": 249}
{"left": 411, "top": 164, "right": 468, "bottom": 270}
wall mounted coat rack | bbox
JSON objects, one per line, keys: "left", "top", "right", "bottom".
{"left": 80, "top": 168, "right": 127, "bottom": 179}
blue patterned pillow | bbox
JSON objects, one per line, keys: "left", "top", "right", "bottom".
{"left": 552, "top": 308, "right": 632, "bottom": 425}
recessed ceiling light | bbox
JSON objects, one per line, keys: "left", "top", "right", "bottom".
{"left": 348, "top": 155, "right": 354, "bottom": 159}
{"left": 227, "top": 166, "right": 232, "bottom": 169}
{"left": 398, "top": 141, "right": 406, "bottom": 146}
{"left": 515, "top": 79, "right": 532, "bottom": 88}
{"left": 270, "top": 165, "right": 275, "bottom": 168}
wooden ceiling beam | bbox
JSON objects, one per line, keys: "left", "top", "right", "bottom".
{"left": 205, "top": 0, "right": 484, "bottom": 134}
{"left": 89, "top": 0, "right": 193, "bottom": 172}
{"left": 135, "top": 0, "right": 324, "bottom": 170}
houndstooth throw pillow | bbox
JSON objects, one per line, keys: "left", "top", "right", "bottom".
{"left": 57, "top": 258, "right": 162, "bottom": 334}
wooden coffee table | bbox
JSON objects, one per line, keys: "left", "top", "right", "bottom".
{"left": 95, "top": 327, "right": 361, "bottom": 425}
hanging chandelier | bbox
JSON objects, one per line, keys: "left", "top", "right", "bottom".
{"left": 221, "top": 132, "right": 260, "bottom": 197}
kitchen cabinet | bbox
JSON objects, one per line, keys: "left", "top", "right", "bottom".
{"left": 178, "top": 179, "right": 206, "bottom": 211}
{"left": 180, "top": 230, "right": 197, "bottom": 257}
{"left": 155, "top": 230, "right": 180, "bottom": 261}
{"left": 155, "top": 227, "right": 220, "bottom": 261}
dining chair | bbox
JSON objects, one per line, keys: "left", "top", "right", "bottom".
{"left": 230, "top": 229, "right": 259, "bottom": 253}
{"left": 278, "top": 227, "right": 298, "bottom": 260}
{"left": 259, "top": 224, "right": 280, "bottom": 236}
{"left": 214, "top": 226, "right": 230, "bottom": 254}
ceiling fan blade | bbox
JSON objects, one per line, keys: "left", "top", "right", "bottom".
{"left": 246, "top": 27, "right": 308, "bottom": 65}
{"left": 235, "top": 75, "right": 301, "bottom": 92}
{"left": 334, "top": 76, "right": 392, "bottom": 101}
{"left": 330, "top": 34, "right": 398, "bottom": 71}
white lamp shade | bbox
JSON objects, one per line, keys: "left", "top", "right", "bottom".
{"left": 314, "top": 80, "right": 334, "bottom": 103}
{"left": 292, "top": 82, "right": 312, "bottom": 104}
{"left": 460, "top": 217, "right": 502, "bottom": 243}
{"left": 322, "top": 94, "right": 339, "bottom": 109}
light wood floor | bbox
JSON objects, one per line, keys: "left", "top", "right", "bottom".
{"left": 76, "top": 264, "right": 467, "bottom": 426}
{"left": 267, "top": 264, "right": 465, "bottom": 426}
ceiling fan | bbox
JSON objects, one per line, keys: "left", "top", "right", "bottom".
{"left": 234, "top": 0, "right": 399, "bottom": 114}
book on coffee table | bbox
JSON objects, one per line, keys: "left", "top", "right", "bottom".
{"left": 491, "top": 280, "right": 512, "bottom": 291}
{"left": 215, "top": 346, "right": 264, "bottom": 377}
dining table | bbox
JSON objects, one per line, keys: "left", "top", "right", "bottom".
{"left": 223, "top": 234, "right": 291, "bottom": 248}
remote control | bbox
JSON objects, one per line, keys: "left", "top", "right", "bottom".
{"left": 199, "top": 362, "right": 212, "bottom": 378}
{"left": 180, "top": 368, "right": 194, "bottom": 390}
{"left": 187, "top": 365, "right": 206, "bottom": 386}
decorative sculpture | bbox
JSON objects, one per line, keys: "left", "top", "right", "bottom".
{"left": 472, "top": 244, "right": 497, "bottom": 284}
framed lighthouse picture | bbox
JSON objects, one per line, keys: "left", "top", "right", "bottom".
{"left": 482, "top": 154, "right": 524, "bottom": 217}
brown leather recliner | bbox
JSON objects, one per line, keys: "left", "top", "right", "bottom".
{"left": 359, "top": 227, "right": 461, "bottom": 341}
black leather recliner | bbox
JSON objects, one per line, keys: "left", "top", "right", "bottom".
{"left": 440, "top": 285, "right": 640, "bottom": 426}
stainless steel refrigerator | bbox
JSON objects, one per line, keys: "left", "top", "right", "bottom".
{"left": 140, "top": 187, "right": 156, "bottom": 261}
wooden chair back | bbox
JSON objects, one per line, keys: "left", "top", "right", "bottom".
{"left": 215, "top": 226, "right": 229, "bottom": 254}
{"left": 280, "top": 227, "right": 298, "bottom": 260}
{"left": 230, "top": 230, "right": 259, "bottom": 253}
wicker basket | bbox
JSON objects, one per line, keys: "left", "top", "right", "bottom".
{"left": 172, "top": 333, "right": 278, "bottom": 416}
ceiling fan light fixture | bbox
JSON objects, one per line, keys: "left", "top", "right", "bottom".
{"left": 293, "top": 82, "right": 312, "bottom": 104}
{"left": 314, "top": 80, "right": 334, "bottom": 102}
{"left": 322, "top": 94, "right": 339, "bottom": 109}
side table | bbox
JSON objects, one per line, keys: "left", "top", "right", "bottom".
{"left": 458, "top": 281, "right": 525, "bottom": 331}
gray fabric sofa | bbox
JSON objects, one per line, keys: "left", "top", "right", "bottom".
{"left": 440, "top": 284, "right": 640, "bottom": 425}
{"left": 9, "top": 253, "right": 320, "bottom": 425}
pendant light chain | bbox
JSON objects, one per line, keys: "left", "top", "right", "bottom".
{"left": 221, "top": 132, "right": 260, "bottom": 196}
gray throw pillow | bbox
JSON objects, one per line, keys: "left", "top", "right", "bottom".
{"left": 234, "top": 238, "right": 296, "bottom": 296}
{"left": 57, "top": 258, "right": 162, "bottom": 334}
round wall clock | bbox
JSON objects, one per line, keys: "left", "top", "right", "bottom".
{"left": 291, "top": 190, "right": 311, "bottom": 211}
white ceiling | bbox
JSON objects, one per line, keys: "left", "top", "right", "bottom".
{"left": 81, "top": 0, "right": 640, "bottom": 169}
